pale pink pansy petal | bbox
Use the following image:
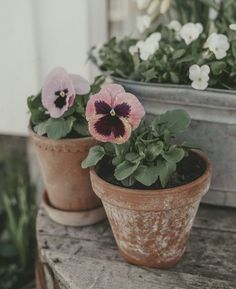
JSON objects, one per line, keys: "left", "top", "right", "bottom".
{"left": 69, "top": 74, "right": 90, "bottom": 95}
{"left": 85, "top": 89, "right": 113, "bottom": 120}
{"left": 104, "top": 84, "right": 125, "bottom": 97}
{"left": 42, "top": 67, "right": 76, "bottom": 117}
{"left": 113, "top": 117, "right": 132, "bottom": 144}
{"left": 113, "top": 92, "right": 145, "bottom": 129}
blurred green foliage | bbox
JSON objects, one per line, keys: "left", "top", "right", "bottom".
{"left": 0, "top": 138, "right": 36, "bottom": 289}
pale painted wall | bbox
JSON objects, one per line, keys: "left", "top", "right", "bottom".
{"left": 0, "top": 0, "right": 107, "bottom": 135}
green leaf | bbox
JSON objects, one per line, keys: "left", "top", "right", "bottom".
{"left": 232, "top": 41, "right": 236, "bottom": 58}
{"left": 176, "top": 55, "right": 194, "bottom": 64}
{"left": 172, "top": 49, "right": 186, "bottom": 60}
{"left": 114, "top": 160, "right": 140, "bottom": 181}
{"left": 162, "top": 146, "right": 185, "bottom": 163}
{"left": 210, "top": 61, "right": 227, "bottom": 75}
{"left": 34, "top": 120, "right": 48, "bottom": 136}
{"left": 125, "top": 152, "right": 140, "bottom": 162}
{"left": 104, "top": 142, "right": 115, "bottom": 155}
{"left": 198, "top": 0, "right": 218, "bottom": 9}
{"left": 170, "top": 72, "right": 180, "bottom": 83}
{"left": 157, "top": 159, "right": 176, "bottom": 188}
{"left": 121, "top": 175, "right": 136, "bottom": 187}
{"left": 112, "top": 155, "right": 124, "bottom": 166}
{"left": 45, "top": 117, "right": 75, "bottom": 139}
{"left": 81, "top": 145, "right": 105, "bottom": 168}
{"left": 73, "top": 116, "right": 89, "bottom": 136}
{"left": 135, "top": 165, "right": 159, "bottom": 186}
{"left": 154, "top": 109, "right": 191, "bottom": 134}
{"left": 142, "top": 68, "right": 156, "bottom": 82}
{"left": 27, "top": 93, "right": 48, "bottom": 124}
{"left": 181, "top": 142, "right": 202, "bottom": 150}
{"left": 145, "top": 141, "right": 163, "bottom": 161}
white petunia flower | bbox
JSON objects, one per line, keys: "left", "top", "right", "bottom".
{"left": 136, "top": 15, "right": 151, "bottom": 33}
{"left": 167, "top": 20, "right": 182, "bottom": 40}
{"left": 179, "top": 23, "right": 203, "bottom": 45}
{"left": 160, "top": 0, "right": 171, "bottom": 14}
{"left": 209, "top": 8, "right": 218, "bottom": 20}
{"left": 208, "top": 0, "right": 221, "bottom": 20}
{"left": 135, "top": 0, "right": 151, "bottom": 10}
{"left": 136, "top": 32, "right": 162, "bottom": 61}
{"left": 189, "top": 64, "right": 210, "bottom": 90}
{"left": 230, "top": 24, "right": 236, "bottom": 31}
{"left": 129, "top": 45, "right": 139, "bottom": 55}
{"left": 206, "top": 33, "right": 230, "bottom": 60}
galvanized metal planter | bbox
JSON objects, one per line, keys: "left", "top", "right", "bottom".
{"left": 113, "top": 77, "right": 236, "bottom": 207}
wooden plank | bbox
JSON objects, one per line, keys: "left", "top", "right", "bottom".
{"left": 37, "top": 225, "right": 236, "bottom": 283}
{"left": 42, "top": 253, "right": 236, "bottom": 289}
{"left": 194, "top": 205, "right": 236, "bottom": 233}
{"left": 37, "top": 205, "right": 236, "bottom": 289}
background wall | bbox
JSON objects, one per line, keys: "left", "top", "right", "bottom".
{"left": 0, "top": 0, "right": 107, "bottom": 135}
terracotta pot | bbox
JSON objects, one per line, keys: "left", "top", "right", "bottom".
{"left": 90, "top": 151, "right": 212, "bottom": 268}
{"left": 29, "top": 127, "right": 102, "bottom": 212}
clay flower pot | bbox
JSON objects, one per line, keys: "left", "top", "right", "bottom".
{"left": 90, "top": 150, "right": 212, "bottom": 268}
{"left": 29, "top": 127, "right": 106, "bottom": 226}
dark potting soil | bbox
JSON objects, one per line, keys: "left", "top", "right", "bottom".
{"left": 97, "top": 151, "right": 206, "bottom": 190}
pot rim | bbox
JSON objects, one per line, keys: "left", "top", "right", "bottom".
{"left": 90, "top": 149, "right": 212, "bottom": 197}
{"left": 112, "top": 76, "right": 236, "bottom": 94}
{"left": 28, "top": 121, "right": 93, "bottom": 144}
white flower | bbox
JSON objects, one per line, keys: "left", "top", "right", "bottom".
{"left": 136, "top": 15, "right": 151, "bottom": 33}
{"left": 179, "top": 23, "right": 203, "bottom": 45}
{"left": 206, "top": 33, "right": 230, "bottom": 60}
{"left": 189, "top": 64, "right": 210, "bottom": 90}
{"left": 136, "top": 32, "right": 162, "bottom": 61}
{"left": 167, "top": 20, "right": 182, "bottom": 40}
{"left": 209, "top": 8, "right": 218, "bottom": 20}
{"left": 135, "top": 0, "right": 151, "bottom": 10}
{"left": 230, "top": 24, "right": 236, "bottom": 31}
{"left": 160, "top": 0, "right": 171, "bottom": 14}
{"left": 129, "top": 45, "right": 138, "bottom": 55}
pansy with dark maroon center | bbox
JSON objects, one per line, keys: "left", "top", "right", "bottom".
{"left": 42, "top": 67, "right": 90, "bottom": 118}
{"left": 86, "top": 84, "right": 145, "bottom": 144}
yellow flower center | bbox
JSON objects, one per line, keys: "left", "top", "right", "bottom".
{"left": 110, "top": 108, "right": 116, "bottom": 116}
{"left": 60, "top": 91, "right": 66, "bottom": 97}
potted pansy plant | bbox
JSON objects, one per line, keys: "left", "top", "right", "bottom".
{"left": 82, "top": 84, "right": 212, "bottom": 268}
{"left": 89, "top": 0, "right": 236, "bottom": 207}
{"left": 28, "top": 67, "right": 106, "bottom": 226}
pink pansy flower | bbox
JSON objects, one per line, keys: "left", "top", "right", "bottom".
{"left": 42, "top": 67, "right": 90, "bottom": 118}
{"left": 86, "top": 84, "right": 145, "bottom": 144}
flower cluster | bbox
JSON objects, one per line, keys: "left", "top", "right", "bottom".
{"left": 90, "top": 1, "right": 236, "bottom": 91}
{"left": 91, "top": 21, "right": 236, "bottom": 90}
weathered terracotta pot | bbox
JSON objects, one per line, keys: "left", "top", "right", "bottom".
{"left": 90, "top": 151, "right": 212, "bottom": 268}
{"left": 29, "top": 128, "right": 102, "bottom": 212}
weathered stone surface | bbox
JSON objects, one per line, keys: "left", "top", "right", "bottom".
{"left": 37, "top": 205, "right": 236, "bottom": 289}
